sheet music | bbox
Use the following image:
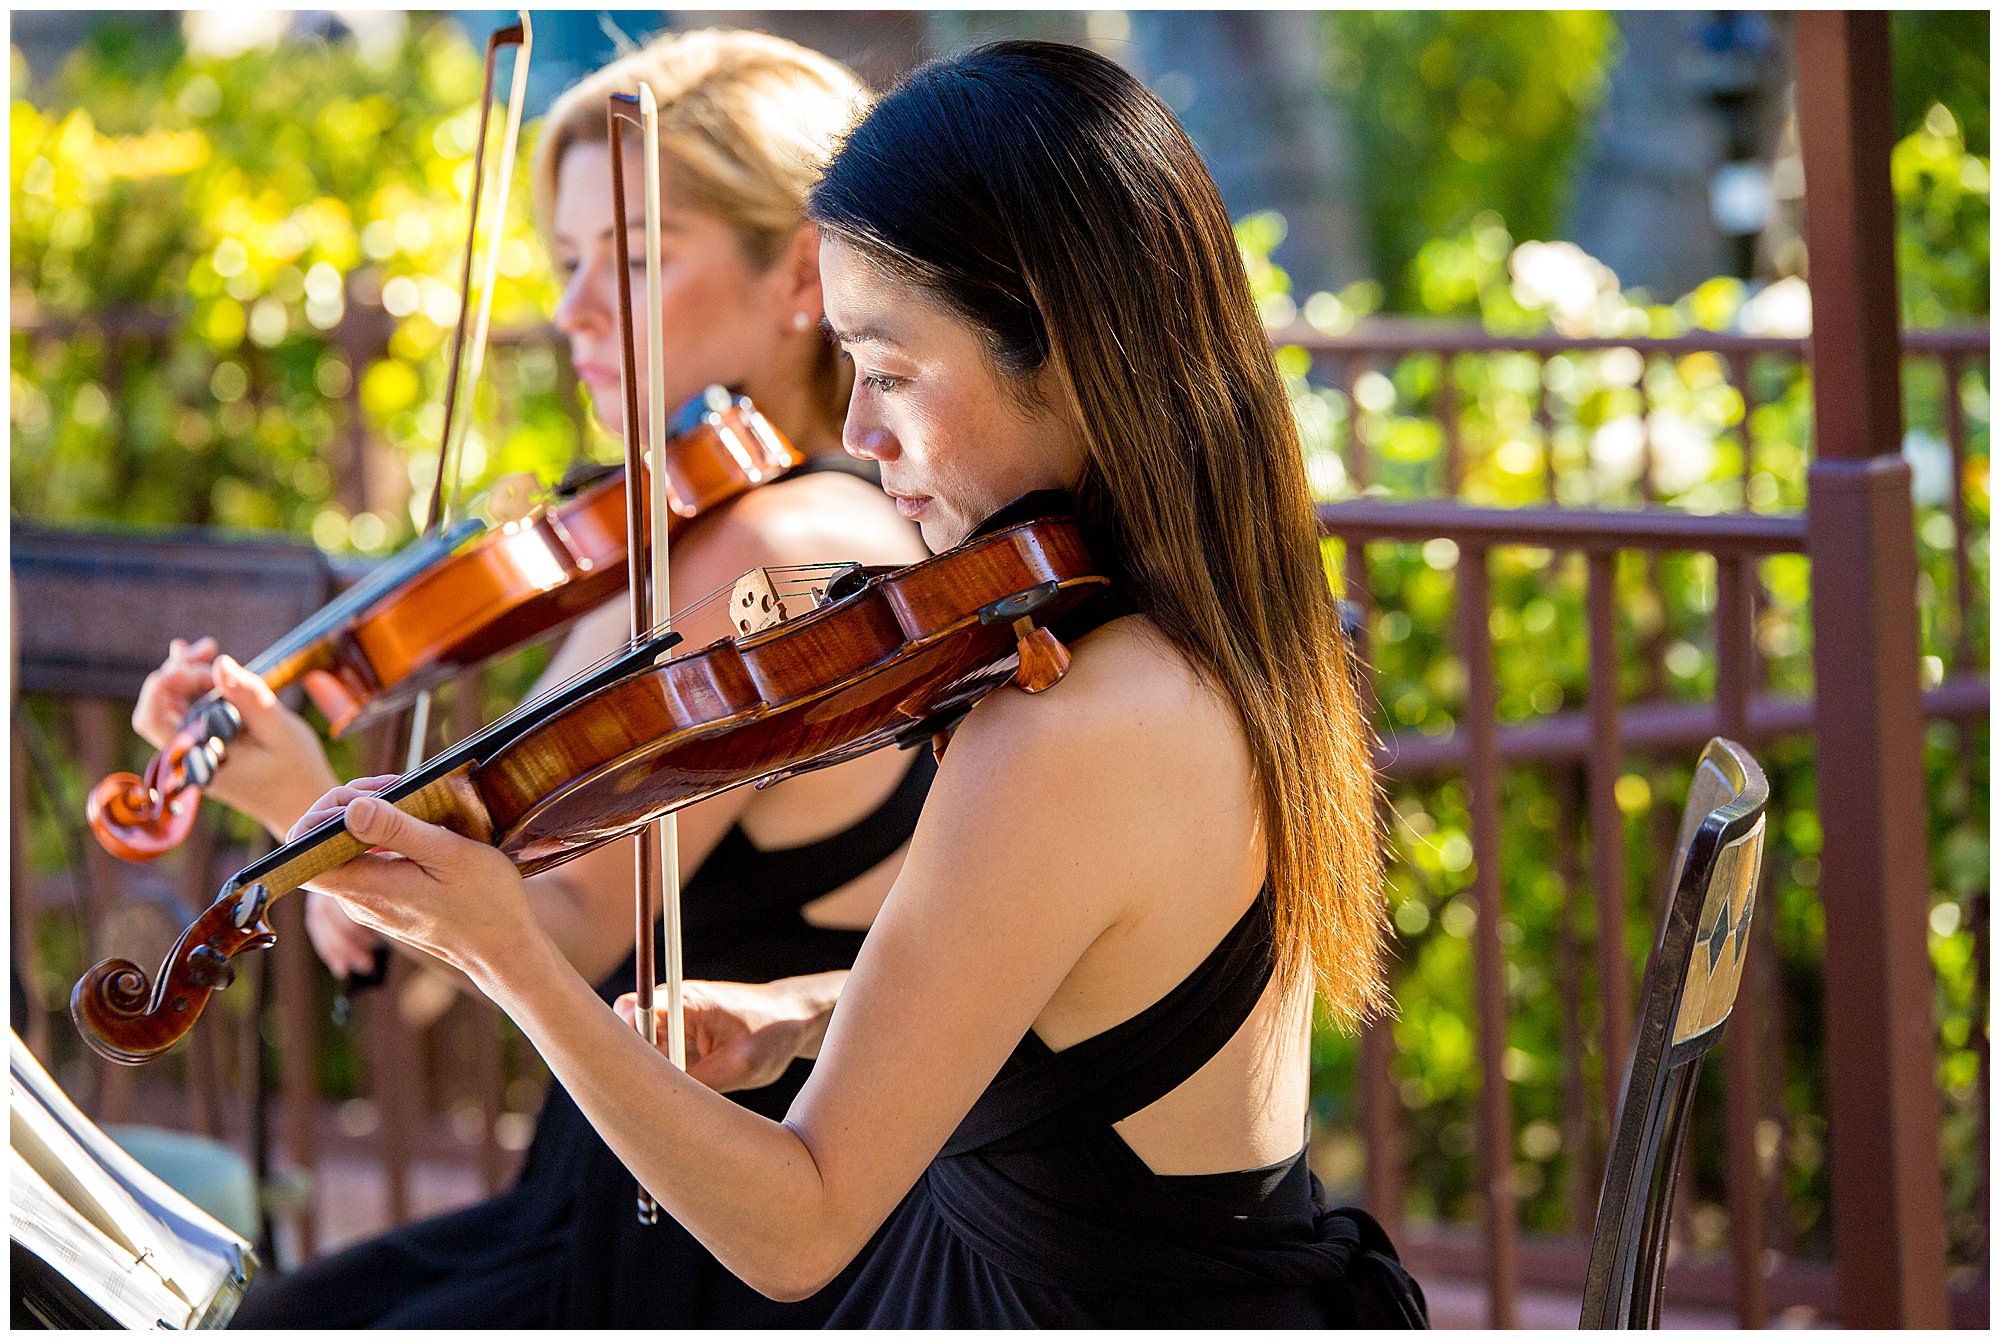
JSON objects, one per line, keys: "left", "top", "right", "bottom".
{"left": 9, "top": 1032, "right": 254, "bottom": 1328}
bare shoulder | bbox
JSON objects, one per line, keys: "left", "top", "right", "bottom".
{"left": 941, "top": 615, "right": 1257, "bottom": 857}
{"left": 958, "top": 615, "right": 1241, "bottom": 764}
{"left": 704, "top": 469, "right": 924, "bottom": 570}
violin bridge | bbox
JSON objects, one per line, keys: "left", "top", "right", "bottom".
{"left": 730, "top": 568, "right": 788, "bottom": 637}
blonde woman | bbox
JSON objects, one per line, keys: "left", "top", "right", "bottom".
{"left": 131, "top": 29, "right": 925, "bottom": 1328}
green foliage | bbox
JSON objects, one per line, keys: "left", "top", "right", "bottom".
{"left": 1894, "top": 10, "right": 1989, "bottom": 157}
{"left": 1323, "top": 11, "right": 1614, "bottom": 313}
{"left": 1894, "top": 103, "right": 1991, "bottom": 326}
{"left": 11, "top": 15, "right": 573, "bottom": 547}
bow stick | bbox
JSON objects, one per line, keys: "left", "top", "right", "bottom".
{"left": 408, "top": 11, "right": 533, "bottom": 772}
{"left": 640, "top": 84, "right": 687, "bottom": 1100}
{"left": 608, "top": 84, "right": 685, "bottom": 1227}
{"left": 338, "top": 14, "right": 533, "bottom": 1017}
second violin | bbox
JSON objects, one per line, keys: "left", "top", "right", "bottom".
{"left": 86, "top": 389, "right": 799, "bottom": 863}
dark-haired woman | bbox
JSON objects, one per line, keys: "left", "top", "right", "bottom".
{"left": 294, "top": 39, "right": 1427, "bottom": 1326}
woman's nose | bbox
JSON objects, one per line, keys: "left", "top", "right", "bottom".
{"left": 552, "top": 259, "right": 607, "bottom": 337}
{"left": 842, "top": 413, "right": 900, "bottom": 463}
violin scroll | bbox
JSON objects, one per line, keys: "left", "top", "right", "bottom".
{"left": 86, "top": 697, "right": 243, "bottom": 862}
{"left": 71, "top": 885, "right": 277, "bottom": 1065}
{"left": 85, "top": 770, "right": 200, "bottom": 864}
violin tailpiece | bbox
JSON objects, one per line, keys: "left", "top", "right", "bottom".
{"left": 1011, "top": 618, "right": 1071, "bottom": 694}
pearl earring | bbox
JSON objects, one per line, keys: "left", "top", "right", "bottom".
{"left": 792, "top": 312, "right": 813, "bottom": 331}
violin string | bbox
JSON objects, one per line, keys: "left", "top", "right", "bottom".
{"left": 464, "top": 562, "right": 870, "bottom": 734}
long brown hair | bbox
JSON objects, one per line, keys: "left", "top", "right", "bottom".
{"left": 532, "top": 28, "right": 871, "bottom": 428}
{"left": 808, "top": 41, "right": 1386, "bottom": 1027}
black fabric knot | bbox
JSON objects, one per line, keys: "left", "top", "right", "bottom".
{"left": 1312, "top": 1206, "right": 1431, "bottom": 1329}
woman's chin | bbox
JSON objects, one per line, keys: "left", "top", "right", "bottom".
{"left": 919, "top": 514, "right": 964, "bottom": 554}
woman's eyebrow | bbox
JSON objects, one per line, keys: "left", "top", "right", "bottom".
{"left": 821, "top": 318, "right": 897, "bottom": 347}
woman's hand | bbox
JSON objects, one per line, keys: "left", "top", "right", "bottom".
{"left": 291, "top": 776, "right": 540, "bottom": 983}
{"left": 304, "top": 891, "right": 385, "bottom": 979}
{"left": 133, "top": 638, "right": 337, "bottom": 839}
{"left": 614, "top": 972, "right": 846, "bottom": 1094}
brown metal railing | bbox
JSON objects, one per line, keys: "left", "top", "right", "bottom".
{"left": 1305, "top": 317, "right": 1988, "bottom": 1326}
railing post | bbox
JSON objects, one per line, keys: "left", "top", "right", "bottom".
{"left": 1795, "top": 11, "right": 1950, "bottom": 1327}
{"left": 1584, "top": 553, "right": 1631, "bottom": 1108}
{"left": 1457, "top": 543, "right": 1517, "bottom": 1326}
{"left": 1343, "top": 538, "right": 1405, "bottom": 1230}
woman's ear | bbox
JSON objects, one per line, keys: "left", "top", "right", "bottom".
{"left": 772, "top": 220, "right": 824, "bottom": 331}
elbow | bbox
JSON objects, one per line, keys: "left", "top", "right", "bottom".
{"left": 754, "top": 1273, "right": 834, "bottom": 1306}
{"left": 737, "top": 1234, "right": 860, "bottom": 1303}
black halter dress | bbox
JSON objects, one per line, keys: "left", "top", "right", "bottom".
{"left": 229, "top": 748, "right": 935, "bottom": 1330}
{"left": 827, "top": 894, "right": 1429, "bottom": 1328}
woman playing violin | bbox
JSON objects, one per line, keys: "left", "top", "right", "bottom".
{"left": 296, "top": 39, "right": 1426, "bottom": 1326}
{"left": 134, "top": 29, "right": 927, "bottom": 1329}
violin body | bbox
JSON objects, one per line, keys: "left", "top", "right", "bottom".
{"left": 303, "top": 394, "right": 801, "bottom": 737}
{"left": 74, "top": 503, "right": 1109, "bottom": 1064}
{"left": 86, "top": 394, "right": 799, "bottom": 863}
{"left": 487, "top": 507, "right": 1101, "bottom": 866}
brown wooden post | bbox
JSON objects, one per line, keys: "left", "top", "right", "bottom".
{"left": 1340, "top": 535, "right": 1405, "bottom": 1229}
{"left": 1794, "top": 11, "right": 1951, "bottom": 1327}
{"left": 1457, "top": 544, "right": 1517, "bottom": 1326}
{"left": 1584, "top": 553, "right": 1631, "bottom": 1106}
{"left": 1550, "top": 768, "right": 1598, "bottom": 1231}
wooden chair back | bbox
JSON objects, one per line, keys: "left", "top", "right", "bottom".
{"left": 1580, "top": 737, "right": 1769, "bottom": 1328}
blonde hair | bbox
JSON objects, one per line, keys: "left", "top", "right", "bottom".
{"left": 533, "top": 29, "right": 871, "bottom": 417}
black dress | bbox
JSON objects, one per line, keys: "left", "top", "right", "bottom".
{"left": 231, "top": 749, "right": 935, "bottom": 1329}
{"left": 827, "top": 894, "right": 1429, "bottom": 1328}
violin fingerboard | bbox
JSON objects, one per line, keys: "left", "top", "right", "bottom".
{"left": 258, "top": 769, "right": 494, "bottom": 901}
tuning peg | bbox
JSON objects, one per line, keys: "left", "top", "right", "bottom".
{"left": 230, "top": 882, "right": 270, "bottom": 931}
{"left": 1011, "top": 618, "right": 1071, "bottom": 694}
{"left": 186, "top": 944, "right": 236, "bottom": 992}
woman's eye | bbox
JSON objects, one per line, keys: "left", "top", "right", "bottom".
{"left": 837, "top": 351, "right": 902, "bottom": 394}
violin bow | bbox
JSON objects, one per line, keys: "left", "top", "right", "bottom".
{"left": 334, "top": 14, "right": 532, "bottom": 1018}
{"left": 406, "top": 11, "right": 533, "bottom": 770}
{"left": 609, "top": 84, "right": 685, "bottom": 1227}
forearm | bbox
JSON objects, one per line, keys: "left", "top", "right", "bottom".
{"left": 472, "top": 932, "right": 854, "bottom": 1298}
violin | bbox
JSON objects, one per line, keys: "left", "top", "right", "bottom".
{"left": 84, "top": 391, "right": 801, "bottom": 863}
{"left": 73, "top": 494, "right": 1110, "bottom": 1064}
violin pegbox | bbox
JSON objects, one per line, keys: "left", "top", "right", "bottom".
{"left": 731, "top": 568, "right": 788, "bottom": 637}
